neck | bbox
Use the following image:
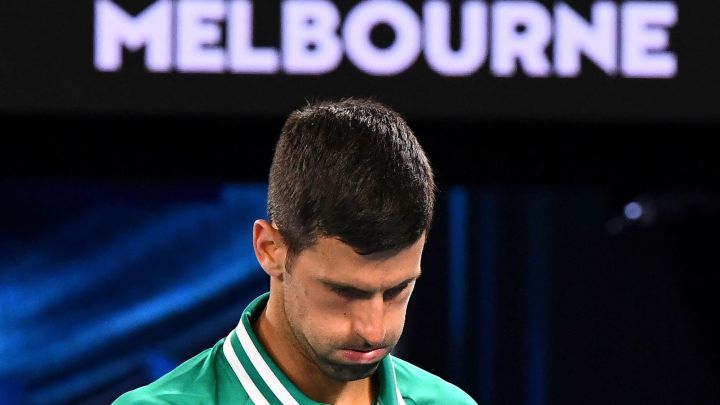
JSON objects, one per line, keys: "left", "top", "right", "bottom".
{"left": 253, "top": 290, "right": 377, "bottom": 404}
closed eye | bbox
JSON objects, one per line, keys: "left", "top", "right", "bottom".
{"left": 332, "top": 286, "right": 371, "bottom": 300}
{"left": 323, "top": 275, "right": 419, "bottom": 301}
{"left": 383, "top": 282, "right": 411, "bottom": 300}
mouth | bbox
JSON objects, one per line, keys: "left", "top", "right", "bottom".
{"left": 337, "top": 347, "right": 388, "bottom": 364}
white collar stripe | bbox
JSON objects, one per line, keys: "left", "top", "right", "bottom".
{"left": 222, "top": 332, "right": 270, "bottom": 405}
{"left": 389, "top": 357, "right": 407, "bottom": 405}
{"left": 236, "top": 321, "right": 300, "bottom": 405}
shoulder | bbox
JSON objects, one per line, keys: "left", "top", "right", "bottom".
{"left": 391, "top": 356, "right": 477, "bottom": 405}
{"left": 112, "top": 339, "right": 250, "bottom": 405}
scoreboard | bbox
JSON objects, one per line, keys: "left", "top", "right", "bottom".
{"left": 1, "top": 1, "right": 719, "bottom": 121}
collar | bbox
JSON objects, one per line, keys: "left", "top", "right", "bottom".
{"left": 222, "top": 292, "right": 406, "bottom": 405}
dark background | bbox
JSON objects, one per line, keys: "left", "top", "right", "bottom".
{"left": 2, "top": 0, "right": 720, "bottom": 404}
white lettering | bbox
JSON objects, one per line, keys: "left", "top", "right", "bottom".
{"left": 282, "top": 0, "right": 342, "bottom": 74}
{"left": 228, "top": 0, "right": 280, "bottom": 74}
{"left": 344, "top": 0, "right": 421, "bottom": 76}
{"left": 492, "top": 1, "right": 552, "bottom": 77}
{"left": 93, "top": 0, "right": 679, "bottom": 79}
{"left": 94, "top": 0, "right": 172, "bottom": 72}
{"left": 555, "top": 2, "right": 617, "bottom": 76}
{"left": 176, "top": 0, "right": 225, "bottom": 73}
{"left": 424, "top": 0, "right": 488, "bottom": 76}
{"left": 622, "top": 1, "right": 677, "bottom": 78}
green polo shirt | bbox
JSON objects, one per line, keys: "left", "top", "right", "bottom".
{"left": 114, "top": 293, "right": 476, "bottom": 404}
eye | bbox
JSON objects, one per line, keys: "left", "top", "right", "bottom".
{"left": 333, "top": 287, "right": 368, "bottom": 300}
{"left": 383, "top": 282, "right": 410, "bottom": 300}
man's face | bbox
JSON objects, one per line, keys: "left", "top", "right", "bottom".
{"left": 280, "top": 235, "right": 424, "bottom": 382}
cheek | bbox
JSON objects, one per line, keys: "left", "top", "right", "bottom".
{"left": 387, "top": 302, "right": 409, "bottom": 333}
{"left": 289, "top": 284, "right": 349, "bottom": 334}
{"left": 282, "top": 276, "right": 312, "bottom": 331}
{"left": 314, "top": 297, "right": 354, "bottom": 329}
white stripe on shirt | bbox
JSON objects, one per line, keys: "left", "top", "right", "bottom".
{"left": 390, "top": 357, "right": 407, "bottom": 405}
{"left": 236, "top": 321, "right": 300, "bottom": 405}
{"left": 223, "top": 331, "right": 270, "bottom": 405}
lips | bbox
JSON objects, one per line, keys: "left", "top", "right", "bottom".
{"left": 338, "top": 348, "right": 388, "bottom": 364}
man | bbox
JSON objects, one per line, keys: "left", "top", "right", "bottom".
{"left": 114, "top": 99, "right": 476, "bottom": 404}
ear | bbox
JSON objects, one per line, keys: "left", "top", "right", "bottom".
{"left": 253, "top": 220, "right": 287, "bottom": 279}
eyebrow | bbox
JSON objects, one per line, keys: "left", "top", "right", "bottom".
{"left": 320, "top": 272, "right": 422, "bottom": 295}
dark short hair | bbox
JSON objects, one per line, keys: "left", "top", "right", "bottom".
{"left": 268, "top": 98, "right": 435, "bottom": 262}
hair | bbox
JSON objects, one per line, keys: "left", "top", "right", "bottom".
{"left": 267, "top": 98, "right": 435, "bottom": 265}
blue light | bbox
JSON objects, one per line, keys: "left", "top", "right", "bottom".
{"left": 448, "top": 187, "right": 468, "bottom": 379}
{"left": 624, "top": 202, "right": 643, "bottom": 221}
{"left": 525, "top": 194, "right": 551, "bottom": 405}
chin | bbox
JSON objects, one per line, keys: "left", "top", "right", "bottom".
{"left": 323, "top": 361, "right": 381, "bottom": 381}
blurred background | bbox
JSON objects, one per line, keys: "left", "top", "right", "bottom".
{"left": 2, "top": 1, "right": 719, "bottom": 404}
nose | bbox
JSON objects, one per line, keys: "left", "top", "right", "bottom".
{"left": 352, "top": 295, "right": 386, "bottom": 347}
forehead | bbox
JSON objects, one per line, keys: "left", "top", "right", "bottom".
{"left": 293, "top": 235, "right": 425, "bottom": 288}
